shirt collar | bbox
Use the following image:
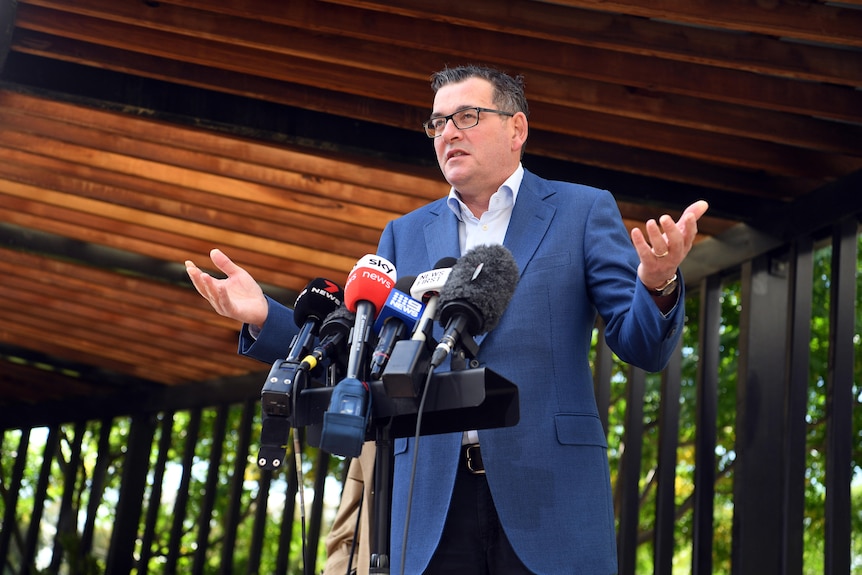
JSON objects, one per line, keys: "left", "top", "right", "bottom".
{"left": 446, "top": 164, "right": 524, "bottom": 221}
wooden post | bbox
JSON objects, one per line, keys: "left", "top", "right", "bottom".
{"left": 0, "top": 0, "right": 16, "bottom": 73}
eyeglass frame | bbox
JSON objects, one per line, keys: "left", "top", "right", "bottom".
{"left": 422, "top": 106, "right": 515, "bottom": 138}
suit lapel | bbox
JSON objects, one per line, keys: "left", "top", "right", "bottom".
{"left": 421, "top": 200, "right": 461, "bottom": 269}
{"left": 503, "top": 170, "right": 556, "bottom": 277}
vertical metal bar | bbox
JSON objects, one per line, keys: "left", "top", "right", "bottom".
{"left": 824, "top": 218, "right": 857, "bottom": 575}
{"left": 0, "top": 0, "right": 17, "bottom": 73}
{"left": 80, "top": 418, "right": 112, "bottom": 558}
{"left": 0, "top": 428, "right": 29, "bottom": 567}
{"left": 782, "top": 237, "right": 814, "bottom": 575}
{"left": 247, "top": 470, "right": 273, "bottom": 575}
{"left": 306, "top": 447, "right": 331, "bottom": 575}
{"left": 275, "top": 437, "right": 299, "bottom": 574}
{"left": 220, "top": 401, "right": 256, "bottom": 575}
{"left": 49, "top": 422, "right": 86, "bottom": 572}
{"left": 165, "top": 408, "right": 203, "bottom": 574}
{"left": 617, "top": 367, "right": 645, "bottom": 575}
{"left": 193, "top": 405, "right": 229, "bottom": 575}
{"left": 732, "top": 253, "right": 790, "bottom": 574}
{"left": 692, "top": 275, "right": 721, "bottom": 575}
{"left": 105, "top": 413, "right": 158, "bottom": 574}
{"left": 139, "top": 412, "right": 176, "bottom": 574}
{"left": 654, "top": 340, "right": 682, "bottom": 575}
{"left": 21, "top": 425, "right": 59, "bottom": 575}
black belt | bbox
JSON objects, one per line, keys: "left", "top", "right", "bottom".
{"left": 462, "top": 443, "right": 485, "bottom": 475}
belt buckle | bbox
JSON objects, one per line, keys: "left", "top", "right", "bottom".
{"left": 465, "top": 444, "right": 485, "bottom": 475}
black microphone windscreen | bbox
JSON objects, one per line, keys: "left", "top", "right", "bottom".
{"left": 437, "top": 244, "right": 520, "bottom": 334}
{"left": 434, "top": 257, "right": 458, "bottom": 269}
{"left": 394, "top": 275, "right": 417, "bottom": 293}
{"left": 319, "top": 305, "right": 355, "bottom": 338}
{"left": 293, "top": 278, "right": 344, "bottom": 327}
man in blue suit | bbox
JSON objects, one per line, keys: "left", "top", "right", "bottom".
{"left": 187, "top": 65, "right": 708, "bottom": 574}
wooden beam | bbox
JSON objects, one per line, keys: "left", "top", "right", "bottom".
{"left": 321, "top": 0, "right": 862, "bottom": 49}
{"left": 14, "top": 3, "right": 862, "bottom": 120}
{"left": 0, "top": 51, "right": 844, "bottom": 203}
{"left": 31, "top": 0, "right": 862, "bottom": 86}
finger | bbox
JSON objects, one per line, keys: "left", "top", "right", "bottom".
{"left": 645, "top": 218, "right": 670, "bottom": 255}
{"left": 684, "top": 200, "right": 709, "bottom": 221}
{"left": 210, "top": 248, "right": 243, "bottom": 278}
{"left": 630, "top": 227, "right": 656, "bottom": 261}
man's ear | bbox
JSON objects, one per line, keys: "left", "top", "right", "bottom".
{"left": 511, "top": 112, "right": 529, "bottom": 151}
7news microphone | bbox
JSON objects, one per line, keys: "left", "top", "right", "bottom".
{"left": 320, "top": 254, "right": 397, "bottom": 458}
{"left": 257, "top": 277, "right": 343, "bottom": 470}
{"left": 261, "top": 277, "right": 344, "bottom": 418}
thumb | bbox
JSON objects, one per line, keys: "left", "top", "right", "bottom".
{"left": 684, "top": 200, "right": 709, "bottom": 221}
{"left": 209, "top": 248, "right": 243, "bottom": 277}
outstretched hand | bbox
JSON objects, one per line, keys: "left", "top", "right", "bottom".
{"left": 185, "top": 248, "right": 269, "bottom": 327}
{"left": 630, "top": 200, "right": 709, "bottom": 290}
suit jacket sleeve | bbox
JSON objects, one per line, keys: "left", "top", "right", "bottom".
{"left": 237, "top": 295, "right": 299, "bottom": 364}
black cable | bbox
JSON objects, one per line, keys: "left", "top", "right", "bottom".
{"left": 398, "top": 366, "right": 436, "bottom": 575}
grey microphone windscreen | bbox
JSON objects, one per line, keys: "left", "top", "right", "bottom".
{"left": 436, "top": 244, "right": 520, "bottom": 334}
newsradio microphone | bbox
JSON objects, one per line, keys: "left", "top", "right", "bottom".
{"left": 410, "top": 257, "right": 458, "bottom": 343}
{"left": 368, "top": 275, "right": 424, "bottom": 381}
{"left": 430, "top": 244, "right": 520, "bottom": 369}
{"left": 261, "top": 277, "right": 344, "bottom": 418}
{"left": 320, "top": 254, "right": 396, "bottom": 457}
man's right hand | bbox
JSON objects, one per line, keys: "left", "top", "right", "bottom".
{"left": 185, "top": 248, "right": 269, "bottom": 328}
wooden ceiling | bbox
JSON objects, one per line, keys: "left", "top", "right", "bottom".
{"left": 1, "top": 0, "right": 861, "bottom": 426}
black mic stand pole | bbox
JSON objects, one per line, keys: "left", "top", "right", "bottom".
{"left": 369, "top": 420, "right": 394, "bottom": 574}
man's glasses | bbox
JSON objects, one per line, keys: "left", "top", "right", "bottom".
{"left": 423, "top": 107, "right": 515, "bottom": 138}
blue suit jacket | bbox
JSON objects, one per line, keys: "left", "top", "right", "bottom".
{"left": 241, "top": 169, "right": 684, "bottom": 574}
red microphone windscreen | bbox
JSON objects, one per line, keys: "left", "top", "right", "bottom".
{"left": 343, "top": 254, "right": 397, "bottom": 314}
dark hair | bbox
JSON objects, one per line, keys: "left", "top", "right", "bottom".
{"left": 430, "top": 65, "right": 529, "bottom": 120}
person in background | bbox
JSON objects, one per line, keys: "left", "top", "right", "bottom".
{"left": 187, "top": 64, "right": 708, "bottom": 574}
{"left": 322, "top": 443, "right": 374, "bottom": 575}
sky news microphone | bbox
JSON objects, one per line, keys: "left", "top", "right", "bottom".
{"left": 410, "top": 257, "right": 458, "bottom": 343}
{"left": 285, "top": 277, "right": 344, "bottom": 363}
{"left": 342, "top": 254, "right": 397, "bottom": 380}
{"left": 369, "top": 276, "right": 424, "bottom": 380}
{"left": 430, "top": 244, "right": 520, "bottom": 368}
{"left": 320, "top": 254, "right": 395, "bottom": 457}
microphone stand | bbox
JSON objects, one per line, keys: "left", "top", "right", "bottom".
{"left": 366, "top": 331, "right": 479, "bottom": 574}
{"left": 283, "top": 332, "right": 520, "bottom": 575}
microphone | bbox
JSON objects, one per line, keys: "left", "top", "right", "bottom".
{"left": 257, "top": 277, "right": 343, "bottom": 470}
{"left": 286, "top": 277, "right": 345, "bottom": 363}
{"left": 369, "top": 276, "right": 424, "bottom": 380}
{"left": 430, "top": 244, "right": 520, "bottom": 368}
{"left": 298, "top": 305, "right": 355, "bottom": 373}
{"left": 342, "top": 254, "right": 397, "bottom": 380}
{"left": 320, "top": 254, "right": 396, "bottom": 457}
{"left": 261, "top": 278, "right": 344, "bottom": 418}
{"left": 410, "top": 257, "right": 458, "bottom": 343}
